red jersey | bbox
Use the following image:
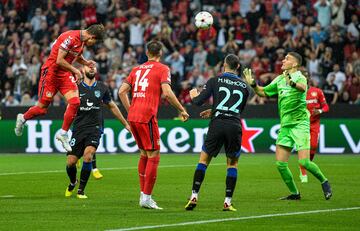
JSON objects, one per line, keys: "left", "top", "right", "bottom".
{"left": 43, "top": 30, "right": 84, "bottom": 77}
{"left": 125, "top": 61, "right": 171, "bottom": 123}
{"left": 306, "top": 87, "right": 329, "bottom": 123}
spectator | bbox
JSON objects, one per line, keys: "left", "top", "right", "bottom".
{"left": 330, "top": 0, "right": 346, "bottom": 28}
{"left": 326, "top": 64, "right": 346, "bottom": 93}
{"left": 30, "top": 8, "right": 46, "bottom": 34}
{"left": 3, "top": 95, "right": 20, "bottom": 106}
{"left": 149, "top": 0, "right": 163, "bottom": 16}
{"left": 128, "top": 17, "right": 145, "bottom": 47}
{"left": 307, "top": 52, "right": 322, "bottom": 85}
{"left": 20, "top": 92, "right": 35, "bottom": 106}
{"left": 13, "top": 64, "right": 31, "bottom": 101}
{"left": 193, "top": 44, "right": 207, "bottom": 72}
{"left": 206, "top": 43, "right": 223, "bottom": 72}
{"left": 278, "top": 0, "right": 293, "bottom": 22}
{"left": 314, "top": 0, "right": 331, "bottom": 28}
{"left": 323, "top": 74, "right": 339, "bottom": 104}
{"left": 347, "top": 15, "right": 359, "bottom": 43}
{"left": 165, "top": 51, "right": 185, "bottom": 79}
{"left": 310, "top": 23, "right": 327, "bottom": 48}
{"left": 239, "top": 40, "right": 257, "bottom": 67}
{"left": 95, "top": 0, "right": 109, "bottom": 24}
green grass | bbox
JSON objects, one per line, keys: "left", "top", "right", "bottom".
{"left": 0, "top": 154, "right": 359, "bottom": 231}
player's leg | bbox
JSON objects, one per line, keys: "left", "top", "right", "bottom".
{"left": 309, "top": 124, "right": 320, "bottom": 161}
{"left": 276, "top": 127, "right": 300, "bottom": 200}
{"left": 223, "top": 156, "right": 238, "bottom": 211}
{"left": 293, "top": 121, "right": 332, "bottom": 199}
{"left": 185, "top": 150, "right": 212, "bottom": 210}
{"left": 15, "top": 70, "right": 53, "bottom": 136}
{"left": 65, "top": 154, "right": 78, "bottom": 197}
{"left": 77, "top": 146, "right": 96, "bottom": 199}
{"left": 92, "top": 153, "right": 103, "bottom": 179}
{"left": 185, "top": 121, "right": 222, "bottom": 210}
{"left": 57, "top": 75, "right": 80, "bottom": 152}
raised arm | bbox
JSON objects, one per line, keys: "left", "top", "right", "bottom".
{"left": 243, "top": 68, "right": 267, "bottom": 97}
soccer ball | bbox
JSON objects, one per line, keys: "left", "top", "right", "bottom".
{"left": 195, "top": 11, "right": 213, "bottom": 30}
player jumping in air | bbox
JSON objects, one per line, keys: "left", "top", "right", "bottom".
{"left": 243, "top": 52, "right": 332, "bottom": 200}
{"left": 65, "top": 65, "right": 130, "bottom": 199}
{"left": 119, "top": 40, "right": 189, "bottom": 209}
{"left": 185, "top": 54, "right": 250, "bottom": 211}
{"left": 14, "top": 24, "right": 105, "bottom": 152}
{"left": 299, "top": 71, "right": 329, "bottom": 183}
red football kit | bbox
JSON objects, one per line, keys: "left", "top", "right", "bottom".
{"left": 38, "top": 30, "right": 84, "bottom": 104}
{"left": 306, "top": 87, "right": 329, "bottom": 151}
{"left": 124, "top": 61, "right": 171, "bottom": 150}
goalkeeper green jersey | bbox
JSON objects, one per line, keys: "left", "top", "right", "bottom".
{"left": 263, "top": 71, "right": 309, "bottom": 127}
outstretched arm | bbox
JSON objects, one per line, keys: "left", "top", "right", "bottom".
{"left": 243, "top": 68, "right": 266, "bottom": 97}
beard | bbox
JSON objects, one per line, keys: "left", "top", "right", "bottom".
{"left": 85, "top": 72, "right": 96, "bottom": 79}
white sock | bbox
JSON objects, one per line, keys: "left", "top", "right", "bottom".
{"left": 224, "top": 197, "right": 232, "bottom": 205}
{"left": 60, "top": 129, "right": 67, "bottom": 135}
{"left": 92, "top": 168, "right": 98, "bottom": 172}
{"left": 191, "top": 191, "right": 198, "bottom": 200}
{"left": 143, "top": 193, "right": 151, "bottom": 201}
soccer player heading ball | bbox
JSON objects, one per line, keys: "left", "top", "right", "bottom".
{"left": 243, "top": 52, "right": 332, "bottom": 200}
{"left": 15, "top": 24, "right": 105, "bottom": 152}
{"left": 119, "top": 40, "right": 189, "bottom": 209}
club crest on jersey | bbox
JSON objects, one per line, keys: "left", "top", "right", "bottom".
{"left": 46, "top": 91, "right": 53, "bottom": 98}
{"left": 311, "top": 92, "right": 317, "bottom": 97}
{"left": 94, "top": 90, "right": 101, "bottom": 98}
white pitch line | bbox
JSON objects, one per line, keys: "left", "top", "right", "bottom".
{"left": 0, "top": 163, "right": 224, "bottom": 176}
{"left": 107, "top": 207, "right": 360, "bottom": 231}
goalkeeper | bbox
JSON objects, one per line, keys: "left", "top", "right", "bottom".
{"left": 243, "top": 52, "right": 332, "bottom": 200}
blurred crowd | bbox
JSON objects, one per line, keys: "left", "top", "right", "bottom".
{"left": 0, "top": 0, "right": 359, "bottom": 107}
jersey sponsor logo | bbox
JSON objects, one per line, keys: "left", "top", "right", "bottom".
{"left": 94, "top": 90, "right": 101, "bottom": 98}
{"left": 306, "top": 99, "right": 318, "bottom": 104}
{"left": 86, "top": 99, "right": 94, "bottom": 107}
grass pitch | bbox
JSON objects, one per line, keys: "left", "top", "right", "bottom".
{"left": 0, "top": 153, "right": 359, "bottom": 231}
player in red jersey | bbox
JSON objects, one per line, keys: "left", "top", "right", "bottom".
{"left": 299, "top": 73, "right": 329, "bottom": 183}
{"left": 119, "top": 40, "right": 189, "bottom": 209}
{"left": 15, "top": 24, "right": 105, "bottom": 152}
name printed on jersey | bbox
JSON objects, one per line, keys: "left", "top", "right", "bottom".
{"left": 218, "top": 78, "right": 247, "bottom": 88}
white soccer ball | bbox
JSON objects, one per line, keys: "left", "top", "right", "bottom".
{"left": 195, "top": 11, "right": 213, "bottom": 30}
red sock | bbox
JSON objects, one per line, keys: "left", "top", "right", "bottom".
{"left": 138, "top": 155, "right": 148, "bottom": 192}
{"left": 143, "top": 155, "right": 160, "bottom": 195}
{"left": 23, "top": 106, "right": 48, "bottom": 120}
{"left": 299, "top": 165, "right": 307, "bottom": 176}
{"left": 310, "top": 152, "right": 315, "bottom": 161}
{"left": 62, "top": 97, "right": 80, "bottom": 131}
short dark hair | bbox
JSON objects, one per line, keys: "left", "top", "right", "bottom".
{"left": 288, "top": 51, "right": 302, "bottom": 66}
{"left": 146, "top": 40, "right": 163, "bottom": 57}
{"left": 225, "top": 54, "right": 240, "bottom": 70}
{"left": 86, "top": 24, "right": 105, "bottom": 41}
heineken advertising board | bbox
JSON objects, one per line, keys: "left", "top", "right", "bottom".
{"left": 0, "top": 119, "right": 359, "bottom": 154}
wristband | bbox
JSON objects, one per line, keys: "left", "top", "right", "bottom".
{"left": 289, "top": 81, "right": 296, "bottom": 88}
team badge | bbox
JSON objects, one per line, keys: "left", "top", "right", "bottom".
{"left": 94, "top": 90, "right": 101, "bottom": 98}
{"left": 311, "top": 92, "right": 317, "bottom": 97}
{"left": 46, "top": 91, "right": 53, "bottom": 98}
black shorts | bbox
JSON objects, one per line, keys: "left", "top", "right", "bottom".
{"left": 203, "top": 119, "right": 242, "bottom": 158}
{"left": 67, "top": 128, "right": 101, "bottom": 159}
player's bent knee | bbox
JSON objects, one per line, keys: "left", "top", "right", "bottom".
{"left": 298, "top": 158, "right": 310, "bottom": 168}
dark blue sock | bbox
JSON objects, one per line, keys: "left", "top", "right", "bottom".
{"left": 78, "top": 162, "right": 92, "bottom": 193}
{"left": 226, "top": 168, "right": 237, "bottom": 198}
{"left": 192, "top": 163, "right": 207, "bottom": 193}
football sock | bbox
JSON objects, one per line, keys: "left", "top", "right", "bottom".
{"left": 138, "top": 155, "right": 148, "bottom": 192}
{"left": 298, "top": 158, "right": 327, "bottom": 183}
{"left": 92, "top": 154, "right": 97, "bottom": 169}
{"left": 143, "top": 155, "right": 160, "bottom": 195}
{"left": 23, "top": 106, "right": 47, "bottom": 120}
{"left": 192, "top": 163, "right": 207, "bottom": 193}
{"left": 62, "top": 97, "right": 80, "bottom": 131}
{"left": 78, "top": 161, "right": 92, "bottom": 193}
{"left": 66, "top": 165, "right": 77, "bottom": 184}
{"left": 310, "top": 153, "right": 315, "bottom": 161}
{"left": 299, "top": 165, "right": 307, "bottom": 176}
{"left": 225, "top": 168, "right": 237, "bottom": 198}
{"left": 276, "top": 161, "right": 299, "bottom": 195}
